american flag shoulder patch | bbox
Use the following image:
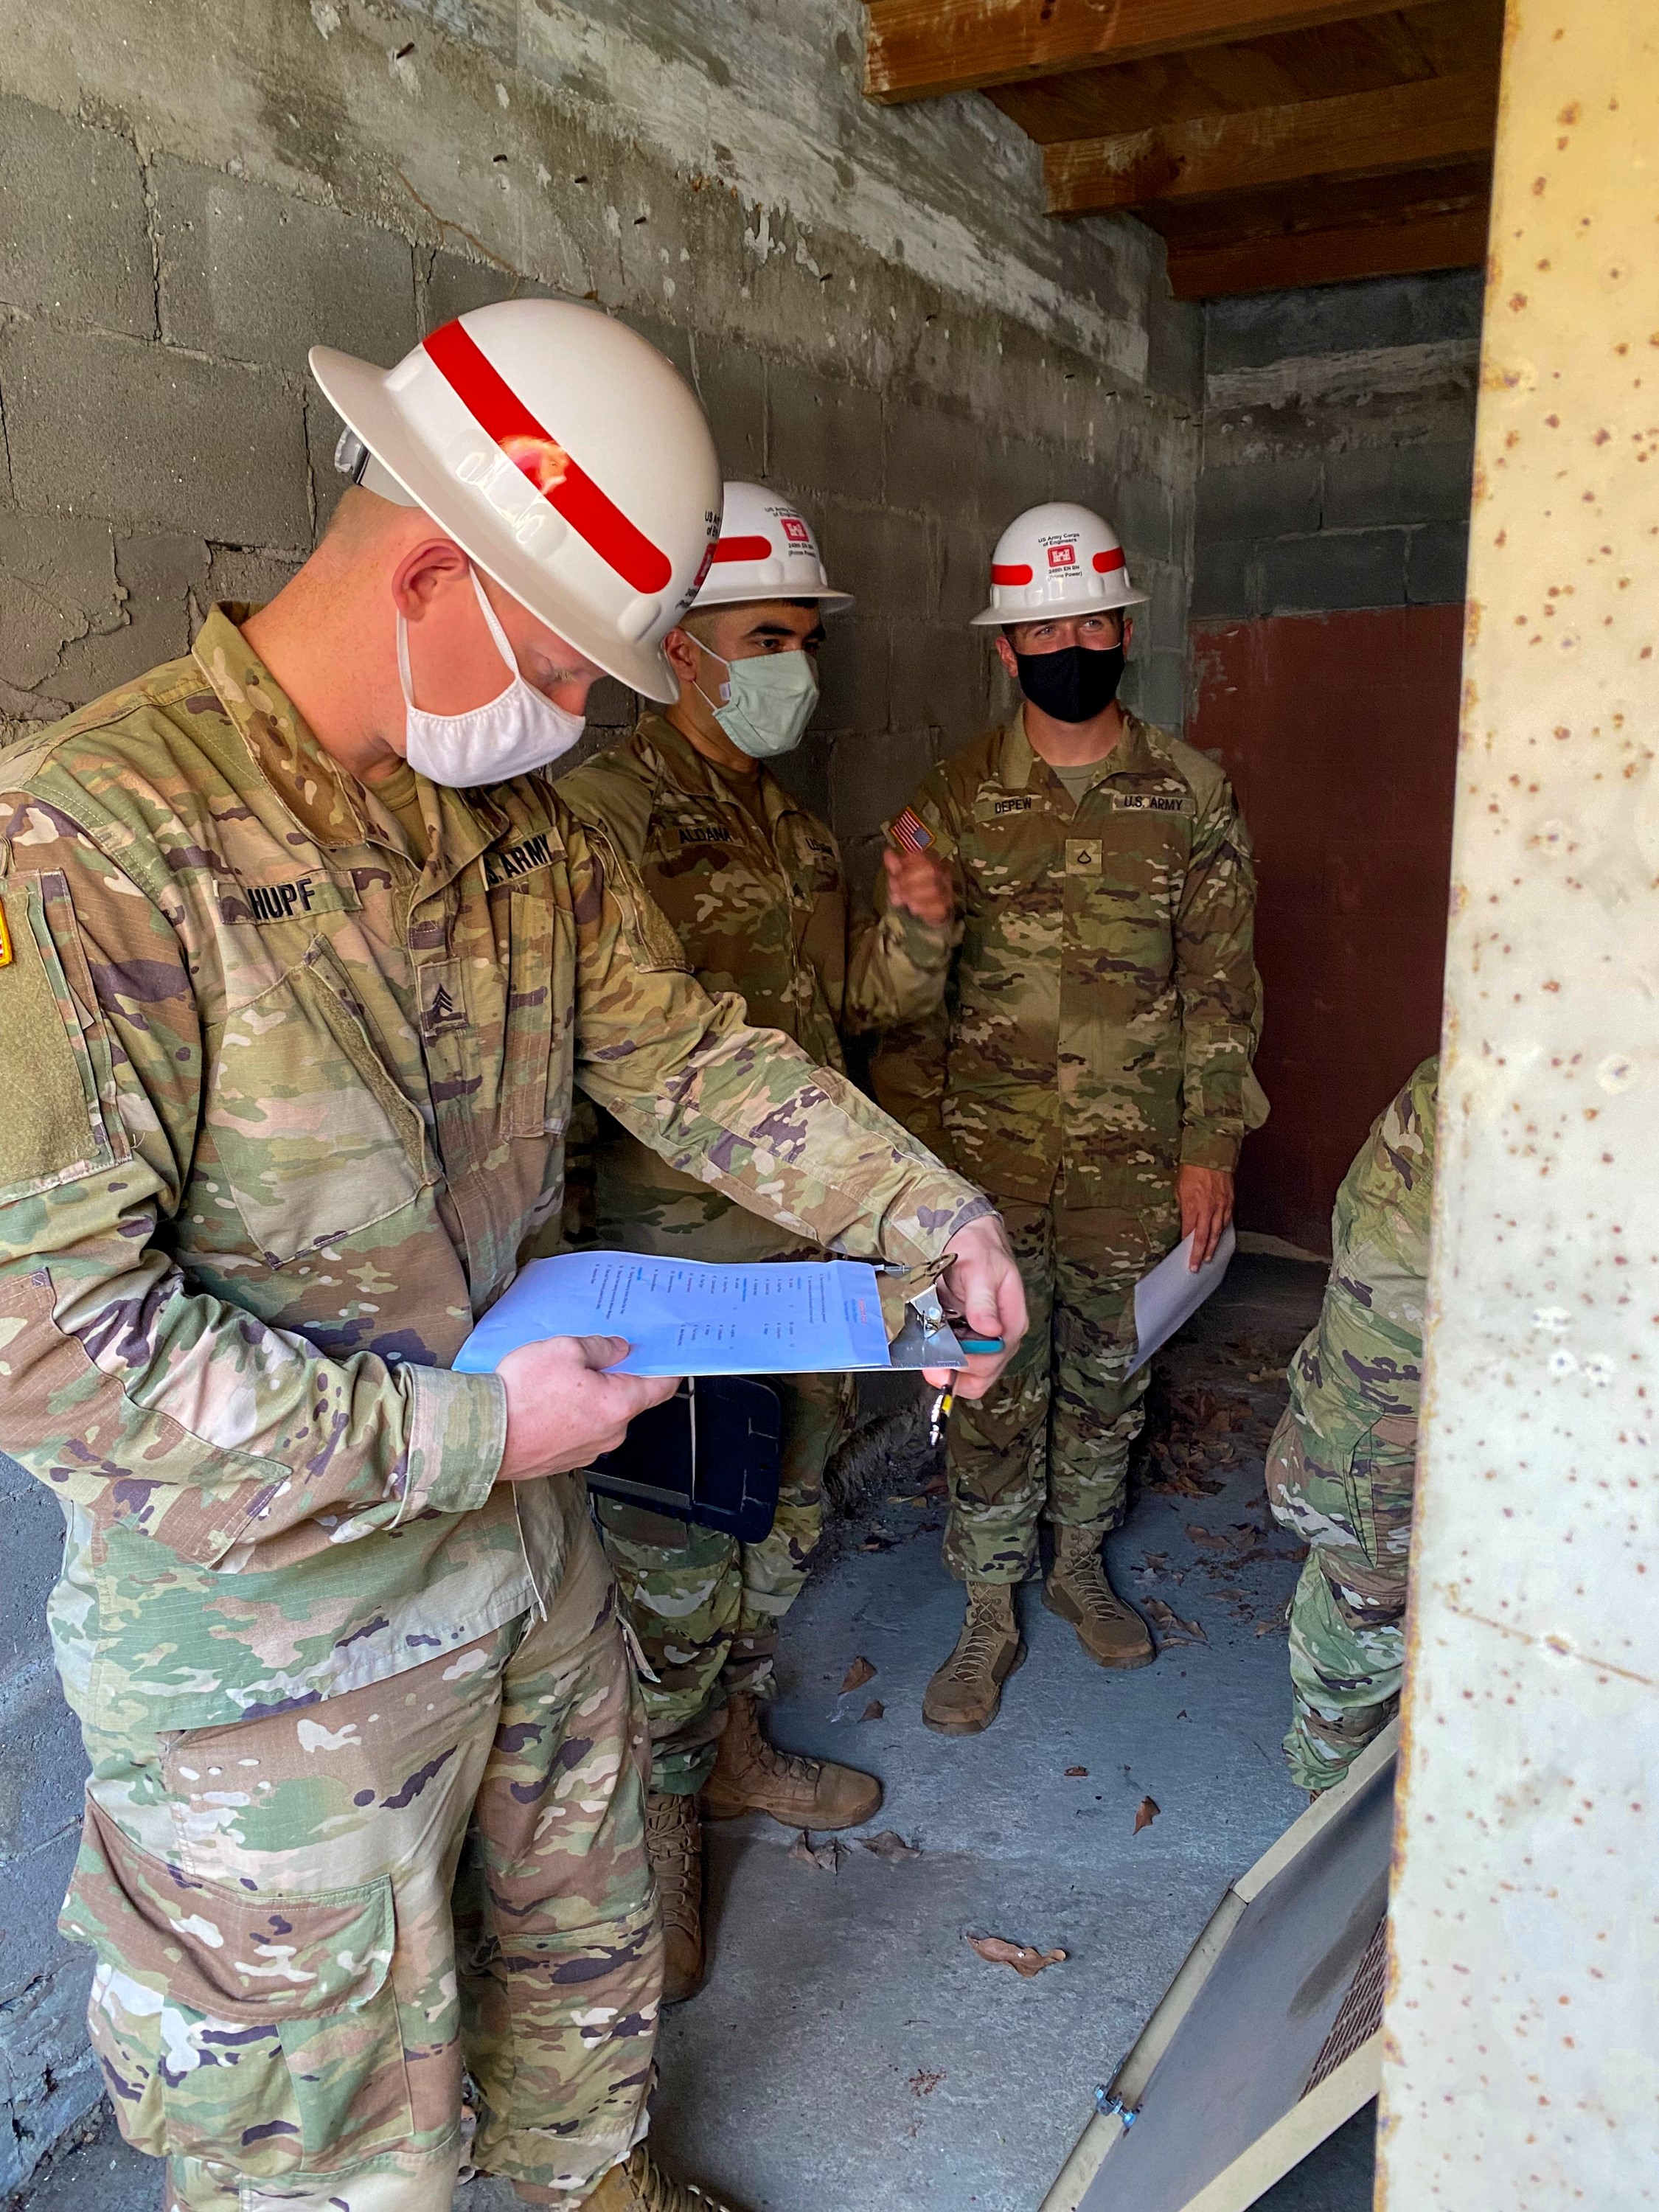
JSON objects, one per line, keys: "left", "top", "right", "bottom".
{"left": 890, "top": 807, "right": 933, "bottom": 854}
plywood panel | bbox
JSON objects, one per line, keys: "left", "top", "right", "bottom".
{"left": 1190, "top": 606, "right": 1462, "bottom": 1253}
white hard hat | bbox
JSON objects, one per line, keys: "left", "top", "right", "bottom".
{"left": 689, "top": 483, "right": 852, "bottom": 613}
{"left": 311, "top": 301, "right": 722, "bottom": 703}
{"left": 970, "top": 501, "right": 1148, "bottom": 627}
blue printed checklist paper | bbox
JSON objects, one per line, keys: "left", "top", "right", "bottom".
{"left": 454, "top": 1252, "right": 897, "bottom": 1378}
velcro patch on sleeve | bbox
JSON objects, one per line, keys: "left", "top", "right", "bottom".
{"left": 0, "top": 876, "right": 113, "bottom": 1198}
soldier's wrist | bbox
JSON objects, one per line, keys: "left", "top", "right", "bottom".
{"left": 397, "top": 1364, "right": 508, "bottom": 1520}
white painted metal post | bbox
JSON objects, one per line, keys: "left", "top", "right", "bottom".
{"left": 1378, "top": 1, "right": 1659, "bottom": 2202}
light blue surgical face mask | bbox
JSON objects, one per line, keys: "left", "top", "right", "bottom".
{"left": 694, "top": 643, "right": 820, "bottom": 759}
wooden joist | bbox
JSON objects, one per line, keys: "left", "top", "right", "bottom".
{"left": 863, "top": 0, "right": 1416, "bottom": 105}
{"left": 1045, "top": 66, "right": 1498, "bottom": 212}
{"left": 1164, "top": 202, "right": 1490, "bottom": 294}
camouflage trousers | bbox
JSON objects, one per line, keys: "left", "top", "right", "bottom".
{"left": 945, "top": 1185, "right": 1179, "bottom": 1584}
{"left": 1266, "top": 1405, "right": 1416, "bottom": 1792}
{"left": 59, "top": 1511, "right": 658, "bottom": 2211}
{"left": 597, "top": 1369, "right": 854, "bottom": 1796}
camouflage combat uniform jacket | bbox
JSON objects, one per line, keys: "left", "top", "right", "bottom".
{"left": 867, "top": 712, "right": 1259, "bottom": 1214}
{"left": 1269, "top": 1057, "right": 1437, "bottom": 1788}
{"left": 0, "top": 613, "right": 988, "bottom": 1745}
{"left": 555, "top": 712, "right": 954, "bottom": 1259}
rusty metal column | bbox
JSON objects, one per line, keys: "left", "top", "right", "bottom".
{"left": 1378, "top": 1, "right": 1659, "bottom": 2202}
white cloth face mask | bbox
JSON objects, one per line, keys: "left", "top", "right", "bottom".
{"left": 398, "top": 568, "right": 585, "bottom": 788}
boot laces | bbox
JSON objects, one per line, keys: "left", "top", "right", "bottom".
{"left": 946, "top": 1590, "right": 1013, "bottom": 1683}
{"left": 623, "top": 2146, "right": 726, "bottom": 2212}
{"left": 1058, "top": 1538, "right": 1119, "bottom": 1615}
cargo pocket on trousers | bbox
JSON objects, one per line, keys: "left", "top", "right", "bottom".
{"left": 59, "top": 1797, "right": 412, "bottom": 2176}
{"left": 1340, "top": 1413, "right": 1419, "bottom": 1573}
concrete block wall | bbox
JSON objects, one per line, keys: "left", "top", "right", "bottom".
{"left": 1191, "top": 270, "right": 1483, "bottom": 632}
{"left": 0, "top": 0, "right": 1202, "bottom": 2186}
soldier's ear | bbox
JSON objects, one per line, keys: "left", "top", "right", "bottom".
{"left": 392, "top": 535, "right": 472, "bottom": 622}
{"left": 664, "top": 626, "right": 700, "bottom": 689}
{"left": 993, "top": 631, "right": 1020, "bottom": 679}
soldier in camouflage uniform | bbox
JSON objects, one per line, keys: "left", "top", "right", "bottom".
{"left": 863, "top": 502, "right": 1260, "bottom": 1735}
{"left": 1267, "top": 1057, "right": 1437, "bottom": 1793}
{"left": 554, "top": 486, "right": 958, "bottom": 2002}
{"left": 0, "top": 311, "right": 1020, "bottom": 2212}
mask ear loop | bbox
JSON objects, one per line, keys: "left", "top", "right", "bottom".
{"left": 688, "top": 636, "right": 733, "bottom": 712}
{"left": 397, "top": 566, "right": 521, "bottom": 719}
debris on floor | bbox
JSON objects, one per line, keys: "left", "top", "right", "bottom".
{"left": 966, "top": 1933, "right": 1069, "bottom": 1978}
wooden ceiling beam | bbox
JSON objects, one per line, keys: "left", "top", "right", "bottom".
{"left": 863, "top": 0, "right": 1418, "bottom": 105}
{"left": 1164, "top": 202, "right": 1489, "bottom": 293}
{"left": 1045, "top": 66, "right": 1498, "bottom": 212}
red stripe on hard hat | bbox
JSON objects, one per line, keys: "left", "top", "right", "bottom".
{"left": 712, "top": 535, "right": 773, "bottom": 563}
{"left": 992, "top": 563, "right": 1033, "bottom": 585}
{"left": 423, "top": 319, "right": 672, "bottom": 595}
{"left": 1093, "top": 548, "right": 1126, "bottom": 574}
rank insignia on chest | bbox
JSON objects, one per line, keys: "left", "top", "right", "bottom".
{"left": 1114, "top": 792, "right": 1186, "bottom": 814}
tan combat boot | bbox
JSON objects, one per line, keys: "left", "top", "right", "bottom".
{"left": 580, "top": 2143, "right": 743, "bottom": 2211}
{"left": 644, "top": 1790, "right": 705, "bottom": 2006}
{"left": 922, "top": 1580, "right": 1024, "bottom": 1736}
{"left": 700, "top": 1691, "right": 881, "bottom": 1829}
{"left": 1043, "top": 1524, "right": 1155, "bottom": 1668}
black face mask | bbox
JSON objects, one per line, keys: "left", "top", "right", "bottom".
{"left": 1014, "top": 642, "right": 1125, "bottom": 724}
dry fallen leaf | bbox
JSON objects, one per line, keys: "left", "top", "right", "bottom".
{"left": 841, "top": 1656, "right": 877, "bottom": 1692}
{"left": 1065, "top": 1766, "right": 1089, "bottom": 1778}
{"left": 860, "top": 1699, "right": 886, "bottom": 1722}
{"left": 908, "top": 2068, "right": 945, "bottom": 2097}
{"left": 1145, "top": 1598, "right": 1208, "bottom": 1647}
{"left": 790, "top": 1832, "right": 844, "bottom": 1875}
{"left": 861, "top": 1830, "right": 921, "bottom": 1862}
{"left": 1255, "top": 1620, "right": 1287, "bottom": 1638}
{"left": 967, "top": 1933, "right": 1068, "bottom": 1978}
{"left": 1133, "top": 1795, "right": 1161, "bottom": 1834}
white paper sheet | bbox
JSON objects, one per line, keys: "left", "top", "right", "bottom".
{"left": 1127, "top": 1221, "right": 1237, "bottom": 1377}
{"left": 453, "top": 1251, "right": 895, "bottom": 1378}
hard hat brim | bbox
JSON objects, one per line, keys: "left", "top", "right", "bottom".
{"left": 687, "top": 578, "right": 855, "bottom": 615}
{"left": 969, "top": 582, "right": 1149, "bottom": 627}
{"left": 311, "top": 344, "right": 680, "bottom": 703}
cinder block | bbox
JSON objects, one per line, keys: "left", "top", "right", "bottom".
{"left": 767, "top": 367, "right": 883, "bottom": 507}
{"left": 1142, "top": 563, "right": 1189, "bottom": 654}
{"left": 974, "top": 434, "right": 1072, "bottom": 534}
{"left": 816, "top": 503, "right": 933, "bottom": 627}
{"left": 1113, "top": 475, "right": 1178, "bottom": 566}
{"left": 0, "top": 323, "right": 308, "bottom": 546}
{"left": 1189, "top": 537, "right": 1258, "bottom": 622}
{"left": 692, "top": 341, "right": 765, "bottom": 479}
{"left": 1262, "top": 529, "right": 1407, "bottom": 613}
{"left": 815, "top": 619, "right": 889, "bottom": 735}
{"left": 583, "top": 676, "right": 639, "bottom": 734}
{"left": 888, "top": 625, "right": 988, "bottom": 745}
{"left": 937, "top": 522, "right": 993, "bottom": 628}
{"left": 1323, "top": 441, "right": 1473, "bottom": 530}
{"left": 153, "top": 158, "right": 417, "bottom": 375}
{"left": 53, "top": 533, "right": 209, "bottom": 706}
{"left": 204, "top": 545, "right": 304, "bottom": 610}
{"left": 0, "top": 514, "right": 122, "bottom": 708}
{"left": 0, "top": 97, "right": 153, "bottom": 338}
{"left": 1123, "top": 647, "right": 1188, "bottom": 733}
{"left": 1406, "top": 520, "right": 1470, "bottom": 605}
{"left": 1204, "top": 268, "right": 1485, "bottom": 375}
{"left": 829, "top": 723, "right": 935, "bottom": 838}
{"left": 1146, "top": 288, "right": 1204, "bottom": 408}
{"left": 1196, "top": 456, "right": 1321, "bottom": 545}
{"left": 883, "top": 400, "right": 978, "bottom": 523}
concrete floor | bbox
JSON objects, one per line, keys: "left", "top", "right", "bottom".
{"left": 9, "top": 1258, "right": 1376, "bottom": 2212}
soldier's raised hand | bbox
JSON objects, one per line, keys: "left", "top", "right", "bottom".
{"left": 883, "top": 846, "right": 955, "bottom": 928}
{"left": 495, "top": 1335, "right": 681, "bottom": 1480}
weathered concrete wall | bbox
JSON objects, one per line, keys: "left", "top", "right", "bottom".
{"left": 0, "top": 0, "right": 1200, "bottom": 2187}
{"left": 1192, "top": 270, "right": 1482, "bottom": 628}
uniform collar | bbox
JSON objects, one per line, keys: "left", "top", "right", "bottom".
{"left": 192, "top": 603, "right": 513, "bottom": 884}
{"left": 636, "top": 711, "right": 808, "bottom": 830}
{"left": 994, "top": 706, "right": 1155, "bottom": 793}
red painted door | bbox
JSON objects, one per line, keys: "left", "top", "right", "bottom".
{"left": 1189, "top": 605, "right": 1463, "bottom": 1254}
